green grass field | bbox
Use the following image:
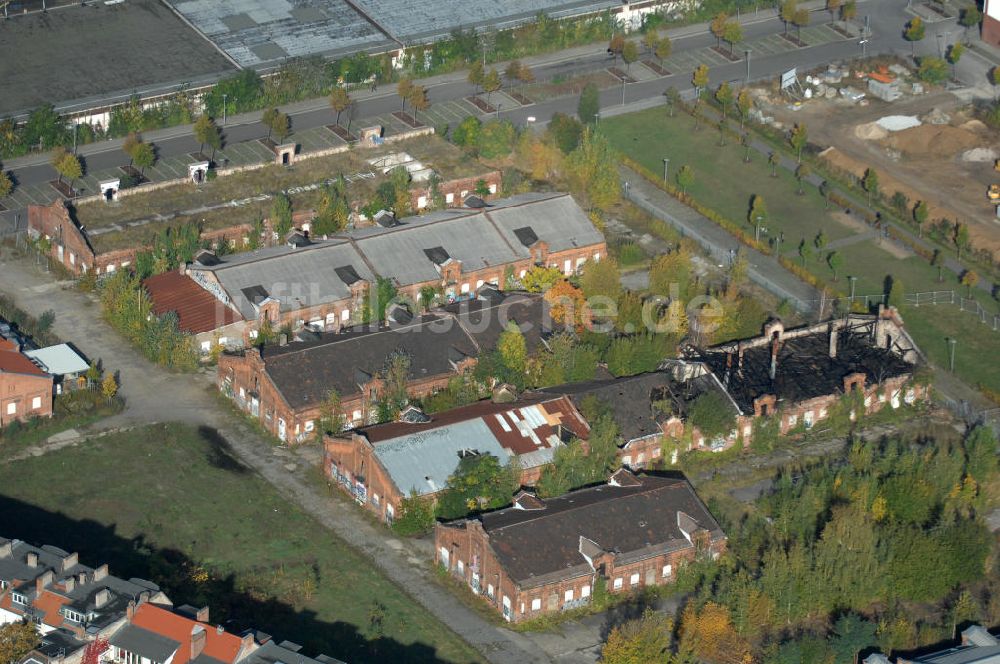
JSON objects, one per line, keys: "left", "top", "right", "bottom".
{"left": 0, "top": 424, "right": 481, "bottom": 664}
{"left": 604, "top": 107, "right": 1000, "bottom": 393}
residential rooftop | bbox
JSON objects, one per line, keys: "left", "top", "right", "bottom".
{"left": 0, "top": 535, "right": 164, "bottom": 635}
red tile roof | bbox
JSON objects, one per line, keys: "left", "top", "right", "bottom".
{"left": 130, "top": 604, "right": 243, "bottom": 664}
{"left": 144, "top": 271, "right": 243, "bottom": 335}
{"left": 0, "top": 346, "right": 47, "bottom": 376}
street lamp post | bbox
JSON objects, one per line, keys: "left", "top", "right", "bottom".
{"left": 755, "top": 215, "right": 763, "bottom": 242}
{"left": 947, "top": 337, "right": 957, "bottom": 372}
{"left": 936, "top": 33, "right": 944, "bottom": 58}
{"left": 72, "top": 122, "right": 78, "bottom": 154}
{"left": 496, "top": 103, "right": 502, "bottom": 120}
{"left": 849, "top": 276, "right": 857, "bottom": 303}
{"left": 774, "top": 231, "right": 785, "bottom": 257}
{"left": 859, "top": 39, "right": 869, "bottom": 59}
{"left": 662, "top": 157, "right": 669, "bottom": 184}
{"left": 595, "top": 111, "right": 601, "bottom": 125}
{"left": 744, "top": 49, "right": 751, "bottom": 83}
{"left": 621, "top": 77, "right": 626, "bottom": 106}
{"left": 222, "top": 93, "right": 228, "bottom": 126}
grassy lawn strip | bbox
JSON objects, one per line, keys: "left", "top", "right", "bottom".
{"left": 604, "top": 108, "right": 1000, "bottom": 392}
{"left": 0, "top": 423, "right": 482, "bottom": 664}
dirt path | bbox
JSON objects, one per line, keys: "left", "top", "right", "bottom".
{"left": 0, "top": 249, "right": 560, "bottom": 664}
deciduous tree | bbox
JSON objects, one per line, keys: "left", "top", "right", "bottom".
{"left": 905, "top": 17, "right": 926, "bottom": 56}
{"left": 913, "top": 200, "right": 929, "bottom": 236}
{"left": 608, "top": 33, "right": 625, "bottom": 62}
{"left": 736, "top": 88, "right": 752, "bottom": 130}
{"left": 676, "top": 164, "right": 694, "bottom": 194}
{"left": 193, "top": 115, "right": 222, "bottom": 158}
{"left": 0, "top": 621, "right": 40, "bottom": 664}
{"left": 0, "top": 170, "right": 12, "bottom": 199}
{"left": 862, "top": 167, "right": 879, "bottom": 206}
{"left": 655, "top": 36, "right": 673, "bottom": 64}
{"left": 723, "top": 20, "right": 743, "bottom": 56}
{"left": 710, "top": 12, "right": 729, "bottom": 48}
{"left": 827, "top": 250, "right": 844, "bottom": 280}
{"left": 328, "top": 87, "right": 353, "bottom": 125}
{"left": 578, "top": 82, "right": 600, "bottom": 124}
{"left": 789, "top": 123, "right": 808, "bottom": 163}
{"left": 622, "top": 41, "right": 639, "bottom": 72}
{"left": 600, "top": 610, "right": 672, "bottom": 664}
{"left": 795, "top": 162, "right": 810, "bottom": 194}
{"left": 961, "top": 269, "right": 979, "bottom": 296}
{"left": 482, "top": 68, "right": 502, "bottom": 104}
{"left": 132, "top": 141, "right": 155, "bottom": 177}
{"left": 715, "top": 81, "right": 733, "bottom": 117}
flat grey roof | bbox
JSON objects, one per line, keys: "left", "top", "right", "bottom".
{"left": 192, "top": 240, "right": 374, "bottom": 319}
{"left": 351, "top": 0, "right": 615, "bottom": 42}
{"left": 24, "top": 344, "right": 89, "bottom": 377}
{"left": 109, "top": 624, "right": 180, "bottom": 663}
{"left": 0, "top": 0, "right": 234, "bottom": 116}
{"left": 163, "top": 0, "right": 394, "bottom": 68}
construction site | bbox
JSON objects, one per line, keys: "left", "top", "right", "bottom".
{"left": 751, "top": 58, "right": 1000, "bottom": 257}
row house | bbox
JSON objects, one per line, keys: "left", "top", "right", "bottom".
{"left": 143, "top": 270, "right": 247, "bottom": 354}
{"left": 0, "top": 536, "right": 169, "bottom": 664}
{"left": 108, "top": 603, "right": 253, "bottom": 664}
{"left": 323, "top": 393, "right": 590, "bottom": 525}
{"left": 0, "top": 339, "right": 54, "bottom": 425}
{"left": 159, "top": 192, "right": 605, "bottom": 345}
{"left": 434, "top": 469, "right": 727, "bottom": 622}
{"left": 217, "top": 291, "right": 550, "bottom": 442}
{"left": 686, "top": 308, "right": 927, "bottom": 443}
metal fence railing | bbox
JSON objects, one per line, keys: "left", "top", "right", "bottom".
{"left": 905, "top": 290, "right": 1000, "bottom": 332}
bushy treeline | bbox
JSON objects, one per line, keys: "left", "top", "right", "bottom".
{"left": 602, "top": 427, "right": 1000, "bottom": 664}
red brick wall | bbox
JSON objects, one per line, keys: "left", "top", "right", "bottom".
{"left": 28, "top": 201, "right": 96, "bottom": 275}
{"left": 435, "top": 519, "right": 727, "bottom": 622}
{"left": 984, "top": 13, "right": 1000, "bottom": 46}
{"left": 324, "top": 433, "right": 409, "bottom": 523}
{"left": 218, "top": 348, "right": 467, "bottom": 443}
{"left": 0, "top": 373, "right": 54, "bottom": 425}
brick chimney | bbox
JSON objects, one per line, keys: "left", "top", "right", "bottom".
{"left": 26, "top": 551, "right": 38, "bottom": 567}
{"left": 62, "top": 552, "right": 78, "bottom": 571}
{"left": 0, "top": 541, "right": 11, "bottom": 558}
{"left": 196, "top": 606, "right": 210, "bottom": 623}
{"left": 126, "top": 600, "right": 136, "bottom": 620}
{"left": 36, "top": 569, "right": 55, "bottom": 592}
{"left": 63, "top": 576, "right": 76, "bottom": 593}
{"left": 191, "top": 626, "right": 207, "bottom": 660}
{"left": 829, "top": 323, "right": 838, "bottom": 359}
{"left": 95, "top": 588, "right": 111, "bottom": 609}
{"left": 93, "top": 564, "right": 109, "bottom": 582}
{"left": 769, "top": 338, "right": 779, "bottom": 381}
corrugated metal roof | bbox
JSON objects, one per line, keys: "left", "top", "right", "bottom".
{"left": 24, "top": 344, "right": 89, "bottom": 376}
{"left": 374, "top": 419, "right": 509, "bottom": 497}
{"left": 144, "top": 271, "right": 243, "bottom": 334}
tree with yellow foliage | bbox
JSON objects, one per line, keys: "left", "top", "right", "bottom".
{"left": 544, "top": 279, "right": 588, "bottom": 330}
{"left": 600, "top": 609, "right": 673, "bottom": 663}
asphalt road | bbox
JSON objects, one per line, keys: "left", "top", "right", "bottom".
{"left": 0, "top": 0, "right": 934, "bottom": 230}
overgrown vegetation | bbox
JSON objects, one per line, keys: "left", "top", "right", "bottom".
{"left": 99, "top": 270, "right": 198, "bottom": 371}
{"left": 603, "top": 427, "right": 1000, "bottom": 663}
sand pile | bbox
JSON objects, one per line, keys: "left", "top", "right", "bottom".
{"left": 877, "top": 115, "right": 922, "bottom": 131}
{"left": 961, "top": 147, "right": 998, "bottom": 162}
{"left": 855, "top": 121, "right": 889, "bottom": 140}
{"left": 885, "top": 124, "right": 981, "bottom": 157}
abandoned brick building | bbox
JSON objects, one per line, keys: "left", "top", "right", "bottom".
{"left": 218, "top": 291, "right": 550, "bottom": 442}
{"left": 434, "top": 469, "right": 726, "bottom": 622}
{"left": 686, "top": 309, "right": 927, "bottom": 442}
{"left": 179, "top": 192, "right": 605, "bottom": 344}
{"left": 323, "top": 392, "right": 589, "bottom": 524}
{"left": 541, "top": 364, "right": 741, "bottom": 466}
{"left": 0, "top": 339, "right": 54, "bottom": 426}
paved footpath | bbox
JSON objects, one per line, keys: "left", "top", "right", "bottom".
{"left": 620, "top": 163, "right": 821, "bottom": 314}
{"left": 0, "top": 248, "right": 566, "bottom": 664}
